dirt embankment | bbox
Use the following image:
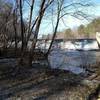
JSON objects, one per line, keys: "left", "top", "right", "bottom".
{"left": 0, "top": 58, "right": 100, "bottom": 100}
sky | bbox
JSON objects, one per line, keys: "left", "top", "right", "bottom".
{"left": 39, "top": 0, "right": 100, "bottom": 36}
{"left": 7, "top": 0, "right": 100, "bottom": 36}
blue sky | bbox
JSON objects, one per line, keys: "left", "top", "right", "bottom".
{"left": 39, "top": 0, "right": 100, "bottom": 36}
{"left": 7, "top": 0, "right": 100, "bottom": 36}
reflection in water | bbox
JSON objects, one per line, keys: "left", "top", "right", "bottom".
{"left": 49, "top": 49, "right": 100, "bottom": 74}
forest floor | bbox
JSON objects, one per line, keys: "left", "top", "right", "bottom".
{"left": 0, "top": 58, "right": 100, "bottom": 100}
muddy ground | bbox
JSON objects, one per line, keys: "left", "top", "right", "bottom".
{"left": 0, "top": 58, "right": 100, "bottom": 100}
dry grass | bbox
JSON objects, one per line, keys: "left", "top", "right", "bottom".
{"left": 0, "top": 58, "right": 100, "bottom": 100}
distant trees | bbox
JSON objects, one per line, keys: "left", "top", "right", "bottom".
{"left": 0, "top": 0, "right": 13, "bottom": 48}
{"left": 89, "top": 18, "right": 100, "bottom": 32}
{"left": 64, "top": 28, "right": 73, "bottom": 39}
{"left": 78, "top": 17, "right": 100, "bottom": 38}
{"left": 78, "top": 24, "right": 87, "bottom": 37}
{"left": 0, "top": 1, "right": 20, "bottom": 48}
{"left": 44, "top": 17, "right": 100, "bottom": 40}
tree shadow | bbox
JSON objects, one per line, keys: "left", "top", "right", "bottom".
{"left": 0, "top": 65, "right": 84, "bottom": 99}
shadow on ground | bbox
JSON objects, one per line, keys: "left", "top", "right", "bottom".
{"left": 0, "top": 58, "right": 100, "bottom": 100}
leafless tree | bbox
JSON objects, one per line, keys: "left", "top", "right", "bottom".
{"left": 46, "top": 0, "right": 92, "bottom": 55}
{"left": 13, "top": 5, "right": 18, "bottom": 53}
{"left": 13, "top": 0, "right": 92, "bottom": 65}
{"left": 0, "top": 1, "right": 13, "bottom": 49}
{"left": 46, "top": 0, "right": 64, "bottom": 55}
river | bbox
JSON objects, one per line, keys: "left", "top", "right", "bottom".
{"left": 49, "top": 40, "right": 100, "bottom": 74}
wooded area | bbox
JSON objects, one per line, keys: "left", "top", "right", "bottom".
{"left": 0, "top": 0, "right": 100, "bottom": 100}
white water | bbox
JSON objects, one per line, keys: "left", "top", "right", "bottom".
{"left": 49, "top": 41, "right": 100, "bottom": 74}
{"left": 64, "top": 40, "right": 99, "bottom": 50}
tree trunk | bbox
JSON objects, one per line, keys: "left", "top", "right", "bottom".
{"left": 26, "top": 0, "right": 35, "bottom": 45}
{"left": 28, "top": 0, "right": 46, "bottom": 66}
{"left": 19, "top": 0, "right": 25, "bottom": 65}
{"left": 19, "top": 0, "right": 24, "bottom": 52}
{"left": 13, "top": 9, "right": 18, "bottom": 55}
{"left": 46, "top": 0, "right": 62, "bottom": 55}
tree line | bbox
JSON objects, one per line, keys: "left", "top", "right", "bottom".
{"left": 63, "top": 17, "right": 100, "bottom": 39}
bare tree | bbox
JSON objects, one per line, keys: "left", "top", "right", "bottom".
{"left": 46, "top": 0, "right": 92, "bottom": 55}
{"left": 0, "top": 1, "right": 13, "bottom": 49}
{"left": 13, "top": 7, "right": 18, "bottom": 53}
{"left": 13, "top": 0, "right": 92, "bottom": 66}
{"left": 13, "top": 0, "right": 54, "bottom": 65}
{"left": 46, "top": 0, "right": 64, "bottom": 55}
{"left": 28, "top": 0, "right": 54, "bottom": 66}
{"left": 26, "top": 0, "right": 35, "bottom": 45}
{"left": 19, "top": 0, "right": 25, "bottom": 52}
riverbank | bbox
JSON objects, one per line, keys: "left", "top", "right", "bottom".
{"left": 0, "top": 58, "right": 100, "bottom": 100}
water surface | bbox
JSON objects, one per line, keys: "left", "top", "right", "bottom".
{"left": 49, "top": 49, "right": 100, "bottom": 74}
